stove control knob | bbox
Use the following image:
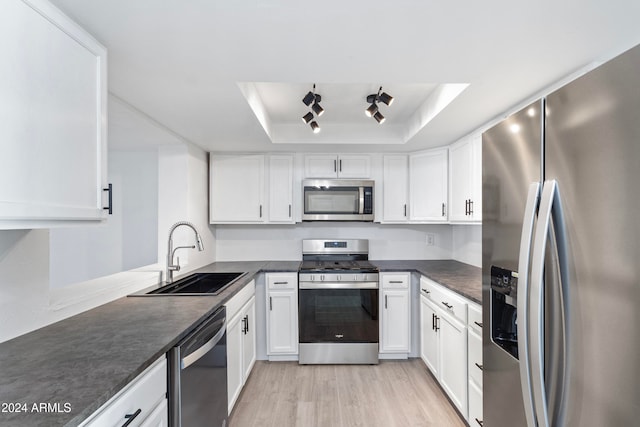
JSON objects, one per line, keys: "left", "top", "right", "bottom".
{"left": 321, "top": 274, "right": 325, "bottom": 281}
{"left": 310, "top": 275, "right": 315, "bottom": 281}
{"left": 337, "top": 275, "right": 341, "bottom": 281}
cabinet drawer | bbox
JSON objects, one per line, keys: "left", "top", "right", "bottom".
{"left": 225, "top": 279, "right": 256, "bottom": 318}
{"left": 267, "top": 273, "right": 297, "bottom": 290}
{"left": 468, "top": 380, "right": 483, "bottom": 427}
{"left": 468, "top": 303, "right": 483, "bottom": 334}
{"left": 468, "top": 328, "right": 483, "bottom": 386}
{"left": 81, "top": 357, "right": 167, "bottom": 427}
{"left": 381, "top": 273, "right": 410, "bottom": 289}
{"left": 421, "top": 277, "right": 467, "bottom": 324}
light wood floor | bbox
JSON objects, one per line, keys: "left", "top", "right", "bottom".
{"left": 229, "top": 359, "right": 466, "bottom": 427}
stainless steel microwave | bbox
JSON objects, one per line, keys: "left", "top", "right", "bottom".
{"left": 302, "top": 179, "right": 374, "bottom": 221}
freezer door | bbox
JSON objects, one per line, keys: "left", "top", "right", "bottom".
{"left": 544, "top": 43, "right": 640, "bottom": 426}
{"left": 482, "top": 99, "right": 542, "bottom": 427}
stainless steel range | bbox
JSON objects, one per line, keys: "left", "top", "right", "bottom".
{"left": 298, "top": 239, "right": 379, "bottom": 364}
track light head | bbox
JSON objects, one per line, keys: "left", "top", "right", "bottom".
{"left": 365, "top": 102, "right": 378, "bottom": 117}
{"left": 302, "top": 91, "right": 315, "bottom": 106}
{"left": 312, "top": 102, "right": 324, "bottom": 117}
{"left": 302, "top": 112, "right": 314, "bottom": 124}
{"left": 379, "top": 92, "right": 394, "bottom": 106}
{"left": 373, "top": 111, "right": 385, "bottom": 124}
{"left": 310, "top": 121, "right": 321, "bottom": 133}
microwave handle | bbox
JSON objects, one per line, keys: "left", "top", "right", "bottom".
{"left": 359, "top": 187, "right": 364, "bottom": 214}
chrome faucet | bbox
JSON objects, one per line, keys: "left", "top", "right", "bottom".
{"left": 166, "top": 221, "right": 204, "bottom": 283}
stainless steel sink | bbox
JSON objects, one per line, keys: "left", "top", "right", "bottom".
{"left": 140, "top": 272, "right": 247, "bottom": 296}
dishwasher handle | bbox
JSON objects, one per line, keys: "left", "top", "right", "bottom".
{"left": 181, "top": 318, "right": 226, "bottom": 369}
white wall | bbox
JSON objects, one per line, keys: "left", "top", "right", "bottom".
{"left": 49, "top": 150, "right": 159, "bottom": 289}
{"left": 452, "top": 224, "right": 482, "bottom": 267}
{"left": 214, "top": 223, "right": 452, "bottom": 261}
{"left": 157, "top": 144, "right": 215, "bottom": 279}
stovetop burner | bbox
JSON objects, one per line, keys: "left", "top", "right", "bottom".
{"left": 299, "top": 260, "right": 378, "bottom": 273}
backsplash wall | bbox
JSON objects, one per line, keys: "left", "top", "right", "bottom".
{"left": 214, "top": 223, "right": 453, "bottom": 261}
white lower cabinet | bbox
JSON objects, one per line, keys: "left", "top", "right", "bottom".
{"left": 379, "top": 272, "right": 411, "bottom": 356}
{"left": 80, "top": 356, "right": 167, "bottom": 427}
{"left": 266, "top": 273, "right": 299, "bottom": 358}
{"left": 468, "top": 302, "right": 483, "bottom": 426}
{"left": 419, "top": 276, "right": 471, "bottom": 420}
{"left": 225, "top": 281, "right": 256, "bottom": 414}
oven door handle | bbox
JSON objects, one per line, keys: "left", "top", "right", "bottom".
{"left": 181, "top": 319, "right": 226, "bottom": 369}
{"left": 299, "top": 282, "right": 378, "bottom": 290}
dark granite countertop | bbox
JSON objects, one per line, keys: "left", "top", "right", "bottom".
{"left": 0, "top": 259, "right": 478, "bottom": 427}
{"left": 371, "top": 260, "right": 482, "bottom": 304}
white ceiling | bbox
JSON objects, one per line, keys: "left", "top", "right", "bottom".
{"left": 50, "top": 0, "right": 640, "bottom": 153}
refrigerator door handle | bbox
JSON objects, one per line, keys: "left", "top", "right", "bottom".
{"left": 517, "top": 182, "right": 541, "bottom": 427}
{"left": 530, "top": 180, "right": 567, "bottom": 427}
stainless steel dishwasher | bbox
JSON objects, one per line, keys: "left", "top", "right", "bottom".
{"left": 169, "top": 306, "right": 228, "bottom": 427}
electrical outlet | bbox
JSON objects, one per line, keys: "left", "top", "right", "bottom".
{"left": 426, "top": 233, "right": 435, "bottom": 246}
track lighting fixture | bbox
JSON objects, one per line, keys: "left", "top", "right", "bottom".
{"left": 312, "top": 101, "right": 324, "bottom": 117}
{"left": 302, "top": 84, "right": 324, "bottom": 133}
{"left": 365, "top": 86, "right": 393, "bottom": 124}
{"left": 378, "top": 91, "right": 394, "bottom": 106}
{"left": 302, "top": 112, "right": 314, "bottom": 124}
{"left": 365, "top": 102, "right": 378, "bottom": 117}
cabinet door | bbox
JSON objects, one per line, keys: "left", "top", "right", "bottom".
{"left": 337, "top": 154, "right": 371, "bottom": 178}
{"left": 382, "top": 155, "right": 409, "bottom": 222}
{"left": 410, "top": 148, "right": 448, "bottom": 222}
{"left": 420, "top": 295, "right": 439, "bottom": 375}
{"left": 439, "top": 311, "right": 468, "bottom": 418}
{"left": 304, "top": 154, "right": 338, "bottom": 178}
{"left": 468, "top": 380, "right": 483, "bottom": 427}
{"left": 242, "top": 297, "right": 256, "bottom": 382}
{"left": 0, "top": 0, "right": 108, "bottom": 228}
{"left": 468, "top": 327, "right": 483, "bottom": 387}
{"left": 210, "top": 155, "right": 265, "bottom": 223}
{"left": 469, "top": 134, "right": 482, "bottom": 221}
{"left": 268, "top": 155, "right": 294, "bottom": 222}
{"left": 381, "top": 289, "right": 410, "bottom": 353}
{"left": 226, "top": 312, "right": 244, "bottom": 414}
{"left": 139, "top": 399, "right": 168, "bottom": 427}
{"left": 448, "top": 138, "right": 472, "bottom": 222}
{"left": 267, "top": 291, "right": 298, "bottom": 354}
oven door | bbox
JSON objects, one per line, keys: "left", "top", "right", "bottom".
{"left": 298, "top": 287, "right": 379, "bottom": 344}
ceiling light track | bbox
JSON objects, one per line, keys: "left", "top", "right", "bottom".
{"left": 301, "top": 83, "right": 324, "bottom": 133}
{"left": 365, "top": 86, "right": 393, "bottom": 124}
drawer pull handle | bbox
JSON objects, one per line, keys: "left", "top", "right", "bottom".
{"left": 441, "top": 301, "right": 453, "bottom": 309}
{"left": 273, "top": 281, "right": 289, "bottom": 285}
{"left": 475, "top": 362, "right": 483, "bottom": 371}
{"left": 269, "top": 296, "right": 272, "bottom": 311}
{"left": 122, "top": 408, "right": 142, "bottom": 427}
{"left": 474, "top": 321, "right": 483, "bottom": 328}
{"left": 385, "top": 295, "right": 388, "bottom": 309}
{"left": 475, "top": 418, "right": 483, "bottom": 426}
{"left": 422, "top": 289, "right": 430, "bottom": 294}
{"left": 389, "top": 280, "right": 404, "bottom": 284}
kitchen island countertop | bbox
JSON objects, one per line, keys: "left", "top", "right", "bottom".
{"left": 0, "top": 259, "right": 479, "bottom": 427}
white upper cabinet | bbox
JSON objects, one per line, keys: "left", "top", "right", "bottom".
{"left": 268, "top": 155, "right": 294, "bottom": 223}
{"left": 210, "top": 154, "right": 295, "bottom": 224}
{"left": 0, "top": 0, "right": 108, "bottom": 229}
{"left": 449, "top": 134, "right": 482, "bottom": 222}
{"left": 210, "top": 154, "right": 265, "bottom": 223}
{"left": 303, "top": 154, "right": 371, "bottom": 178}
{"left": 382, "top": 155, "right": 409, "bottom": 222}
{"left": 409, "top": 148, "right": 448, "bottom": 222}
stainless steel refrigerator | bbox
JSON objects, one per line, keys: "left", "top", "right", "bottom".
{"left": 482, "top": 43, "right": 640, "bottom": 427}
